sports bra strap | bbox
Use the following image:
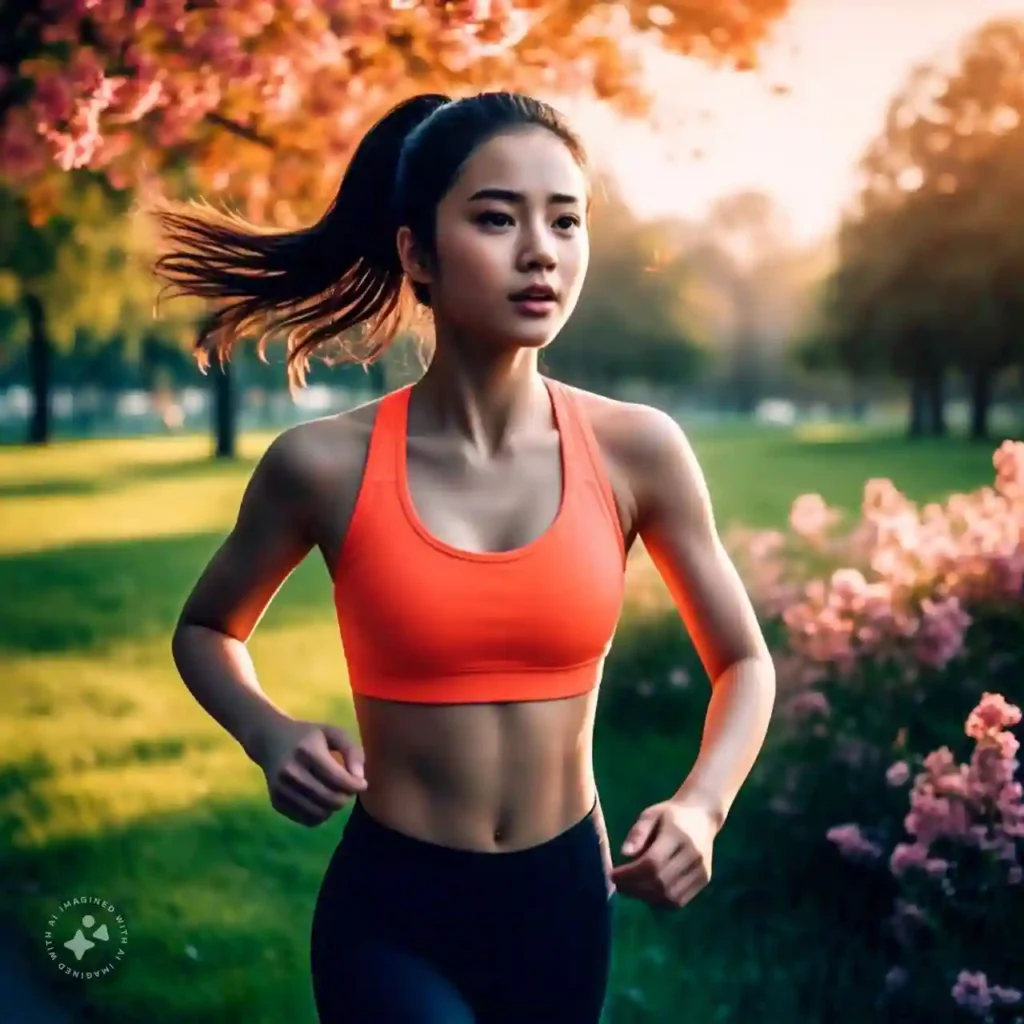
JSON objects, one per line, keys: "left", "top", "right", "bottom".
{"left": 551, "top": 381, "right": 624, "bottom": 548}
{"left": 360, "top": 384, "right": 413, "bottom": 484}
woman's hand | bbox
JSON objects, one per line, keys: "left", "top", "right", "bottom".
{"left": 257, "top": 718, "right": 368, "bottom": 827}
{"left": 610, "top": 798, "right": 718, "bottom": 909}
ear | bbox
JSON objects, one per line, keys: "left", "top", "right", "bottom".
{"left": 396, "top": 226, "right": 433, "bottom": 287}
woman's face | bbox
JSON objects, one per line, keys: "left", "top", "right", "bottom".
{"left": 401, "top": 126, "right": 590, "bottom": 353}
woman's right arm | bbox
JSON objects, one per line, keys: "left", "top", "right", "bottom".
{"left": 171, "top": 430, "right": 312, "bottom": 763}
{"left": 171, "top": 429, "right": 366, "bottom": 824}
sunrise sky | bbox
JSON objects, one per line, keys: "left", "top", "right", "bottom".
{"left": 573, "top": 0, "right": 1024, "bottom": 244}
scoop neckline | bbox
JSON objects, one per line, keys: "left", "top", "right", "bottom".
{"left": 394, "top": 376, "right": 570, "bottom": 563}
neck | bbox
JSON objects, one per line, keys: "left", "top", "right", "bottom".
{"left": 412, "top": 341, "right": 548, "bottom": 456}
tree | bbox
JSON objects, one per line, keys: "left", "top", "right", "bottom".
{"left": 1, "top": 0, "right": 792, "bottom": 453}
{"left": 0, "top": 176, "right": 198, "bottom": 443}
{"left": 822, "top": 17, "right": 1024, "bottom": 439}
{"left": 682, "top": 191, "right": 797, "bottom": 412}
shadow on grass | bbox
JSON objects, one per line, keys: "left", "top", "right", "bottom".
{"left": 0, "top": 454, "right": 260, "bottom": 501}
{"left": 0, "top": 756, "right": 55, "bottom": 851}
{"left": 0, "top": 531, "right": 332, "bottom": 655}
{"left": 0, "top": 786, "right": 335, "bottom": 1024}
{"left": 0, "top": 479, "right": 101, "bottom": 499}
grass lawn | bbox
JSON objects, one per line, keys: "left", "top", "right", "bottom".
{"left": 0, "top": 423, "right": 1003, "bottom": 1023}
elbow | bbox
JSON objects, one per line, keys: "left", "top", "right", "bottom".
{"left": 171, "top": 617, "right": 198, "bottom": 671}
{"left": 742, "top": 634, "right": 776, "bottom": 682}
{"left": 171, "top": 613, "right": 216, "bottom": 665}
{"left": 171, "top": 611, "right": 245, "bottom": 664}
{"left": 744, "top": 648, "right": 777, "bottom": 689}
{"left": 751, "top": 645, "right": 776, "bottom": 678}
{"left": 712, "top": 649, "right": 776, "bottom": 691}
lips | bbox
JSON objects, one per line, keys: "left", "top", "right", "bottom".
{"left": 509, "top": 285, "right": 558, "bottom": 302}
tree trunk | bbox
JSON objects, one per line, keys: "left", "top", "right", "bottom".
{"left": 969, "top": 367, "right": 992, "bottom": 441}
{"left": 25, "top": 291, "right": 51, "bottom": 445}
{"left": 925, "top": 370, "right": 947, "bottom": 437}
{"left": 731, "top": 333, "right": 760, "bottom": 415}
{"left": 212, "top": 362, "right": 237, "bottom": 459}
{"left": 908, "top": 375, "right": 927, "bottom": 438}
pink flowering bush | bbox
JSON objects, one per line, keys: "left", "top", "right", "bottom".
{"left": 730, "top": 441, "right": 1024, "bottom": 823}
{"left": 828, "top": 693, "right": 1023, "bottom": 1022}
{"left": 730, "top": 440, "right": 1024, "bottom": 692}
{"left": 722, "top": 441, "right": 1024, "bottom": 1020}
{"left": 603, "top": 440, "right": 1024, "bottom": 1019}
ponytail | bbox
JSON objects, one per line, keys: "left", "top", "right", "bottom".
{"left": 150, "top": 94, "right": 450, "bottom": 387}
{"left": 151, "top": 90, "right": 586, "bottom": 388}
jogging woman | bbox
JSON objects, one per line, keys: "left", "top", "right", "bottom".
{"left": 159, "top": 92, "right": 776, "bottom": 1024}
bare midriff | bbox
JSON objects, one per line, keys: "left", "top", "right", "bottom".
{"left": 352, "top": 689, "right": 603, "bottom": 854}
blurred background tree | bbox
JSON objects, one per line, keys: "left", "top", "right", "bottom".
{"left": 804, "top": 17, "right": 1024, "bottom": 440}
{"left": 0, "top": 176, "right": 199, "bottom": 443}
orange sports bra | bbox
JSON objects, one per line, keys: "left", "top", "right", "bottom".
{"left": 333, "top": 376, "right": 627, "bottom": 704}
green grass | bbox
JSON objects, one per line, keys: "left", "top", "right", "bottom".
{"left": 0, "top": 425, "right": 1004, "bottom": 1022}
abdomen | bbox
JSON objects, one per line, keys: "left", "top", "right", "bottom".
{"left": 351, "top": 689, "right": 599, "bottom": 852}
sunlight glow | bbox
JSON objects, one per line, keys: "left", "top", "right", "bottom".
{"left": 572, "top": 0, "right": 1024, "bottom": 243}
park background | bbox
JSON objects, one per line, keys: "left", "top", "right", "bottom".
{"left": 1, "top": 1, "right": 1022, "bottom": 1022}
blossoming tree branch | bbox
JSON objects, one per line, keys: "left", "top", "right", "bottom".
{"left": 0, "top": 0, "right": 791, "bottom": 447}
{"left": 1, "top": 0, "right": 790, "bottom": 219}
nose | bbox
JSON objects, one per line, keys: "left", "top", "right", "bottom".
{"left": 518, "top": 217, "right": 557, "bottom": 271}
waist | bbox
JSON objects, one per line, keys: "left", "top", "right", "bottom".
{"left": 344, "top": 791, "right": 602, "bottom": 864}
{"left": 346, "top": 658, "right": 605, "bottom": 704}
{"left": 351, "top": 688, "right": 599, "bottom": 851}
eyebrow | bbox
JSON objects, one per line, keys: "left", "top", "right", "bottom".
{"left": 467, "top": 188, "right": 580, "bottom": 205}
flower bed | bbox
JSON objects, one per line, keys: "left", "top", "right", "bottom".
{"left": 728, "top": 441, "right": 1024, "bottom": 1023}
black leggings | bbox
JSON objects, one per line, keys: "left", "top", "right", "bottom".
{"left": 310, "top": 798, "right": 615, "bottom": 1023}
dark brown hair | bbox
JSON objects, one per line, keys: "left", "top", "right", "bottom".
{"left": 150, "top": 91, "right": 587, "bottom": 387}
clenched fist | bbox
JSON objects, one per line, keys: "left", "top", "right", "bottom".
{"left": 255, "top": 718, "right": 367, "bottom": 828}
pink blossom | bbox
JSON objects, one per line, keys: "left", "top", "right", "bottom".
{"left": 826, "top": 823, "right": 883, "bottom": 863}
{"left": 952, "top": 970, "right": 1023, "bottom": 1017}
{"left": 790, "top": 493, "right": 837, "bottom": 541}
{"left": 923, "top": 746, "right": 957, "bottom": 775}
{"left": 966, "top": 693, "right": 1022, "bottom": 740}
{"left": 953, "top": 970, "right": 994, "bottom": 1016}
{"left": 993, "top": 439, "right": 1024, "bottom": 499}
{"left": 914, "top": 596, "right": 971, "bottom": 667}
{"left": 886, "top": 760, "right": 911, "bottom": 787}
{"left": 788, "top": 689, "right": 830, "bottom": 719}
{"left": 890, "top": 841, "right": 930, "bottom": 876}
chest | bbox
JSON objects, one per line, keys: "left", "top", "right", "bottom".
{"left": 337, "top": 475, "right": 627, "bottom": 678}
{"left": 404, "top": 435, "right": 566, "bottom": 555}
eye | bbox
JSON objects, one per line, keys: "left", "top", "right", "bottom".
{"left": 555, "top": 214, "right": 582, "bottom": 231}
{"left": 476, "top": 210, "right": 514, "bottom": 228}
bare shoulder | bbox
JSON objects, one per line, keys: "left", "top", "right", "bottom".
{"left": 251, "top": 394, "right": 386, "bottom": 520}
{"left": 560, "top": 383, "right": 705, "bottom": 527}
{"left": 561, "top": 382, "right": 690, "bottom": 477}
{"left": 263, "top": 393, "right": 379, "bottom": 471}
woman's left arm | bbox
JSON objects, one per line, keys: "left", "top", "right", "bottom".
{"left": 609, "top": 405, "right": 776, "bottom": 908}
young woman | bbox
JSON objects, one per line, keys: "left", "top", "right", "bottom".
{"left": 158, "top": 92, "right": 776, "bottom": 1024}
